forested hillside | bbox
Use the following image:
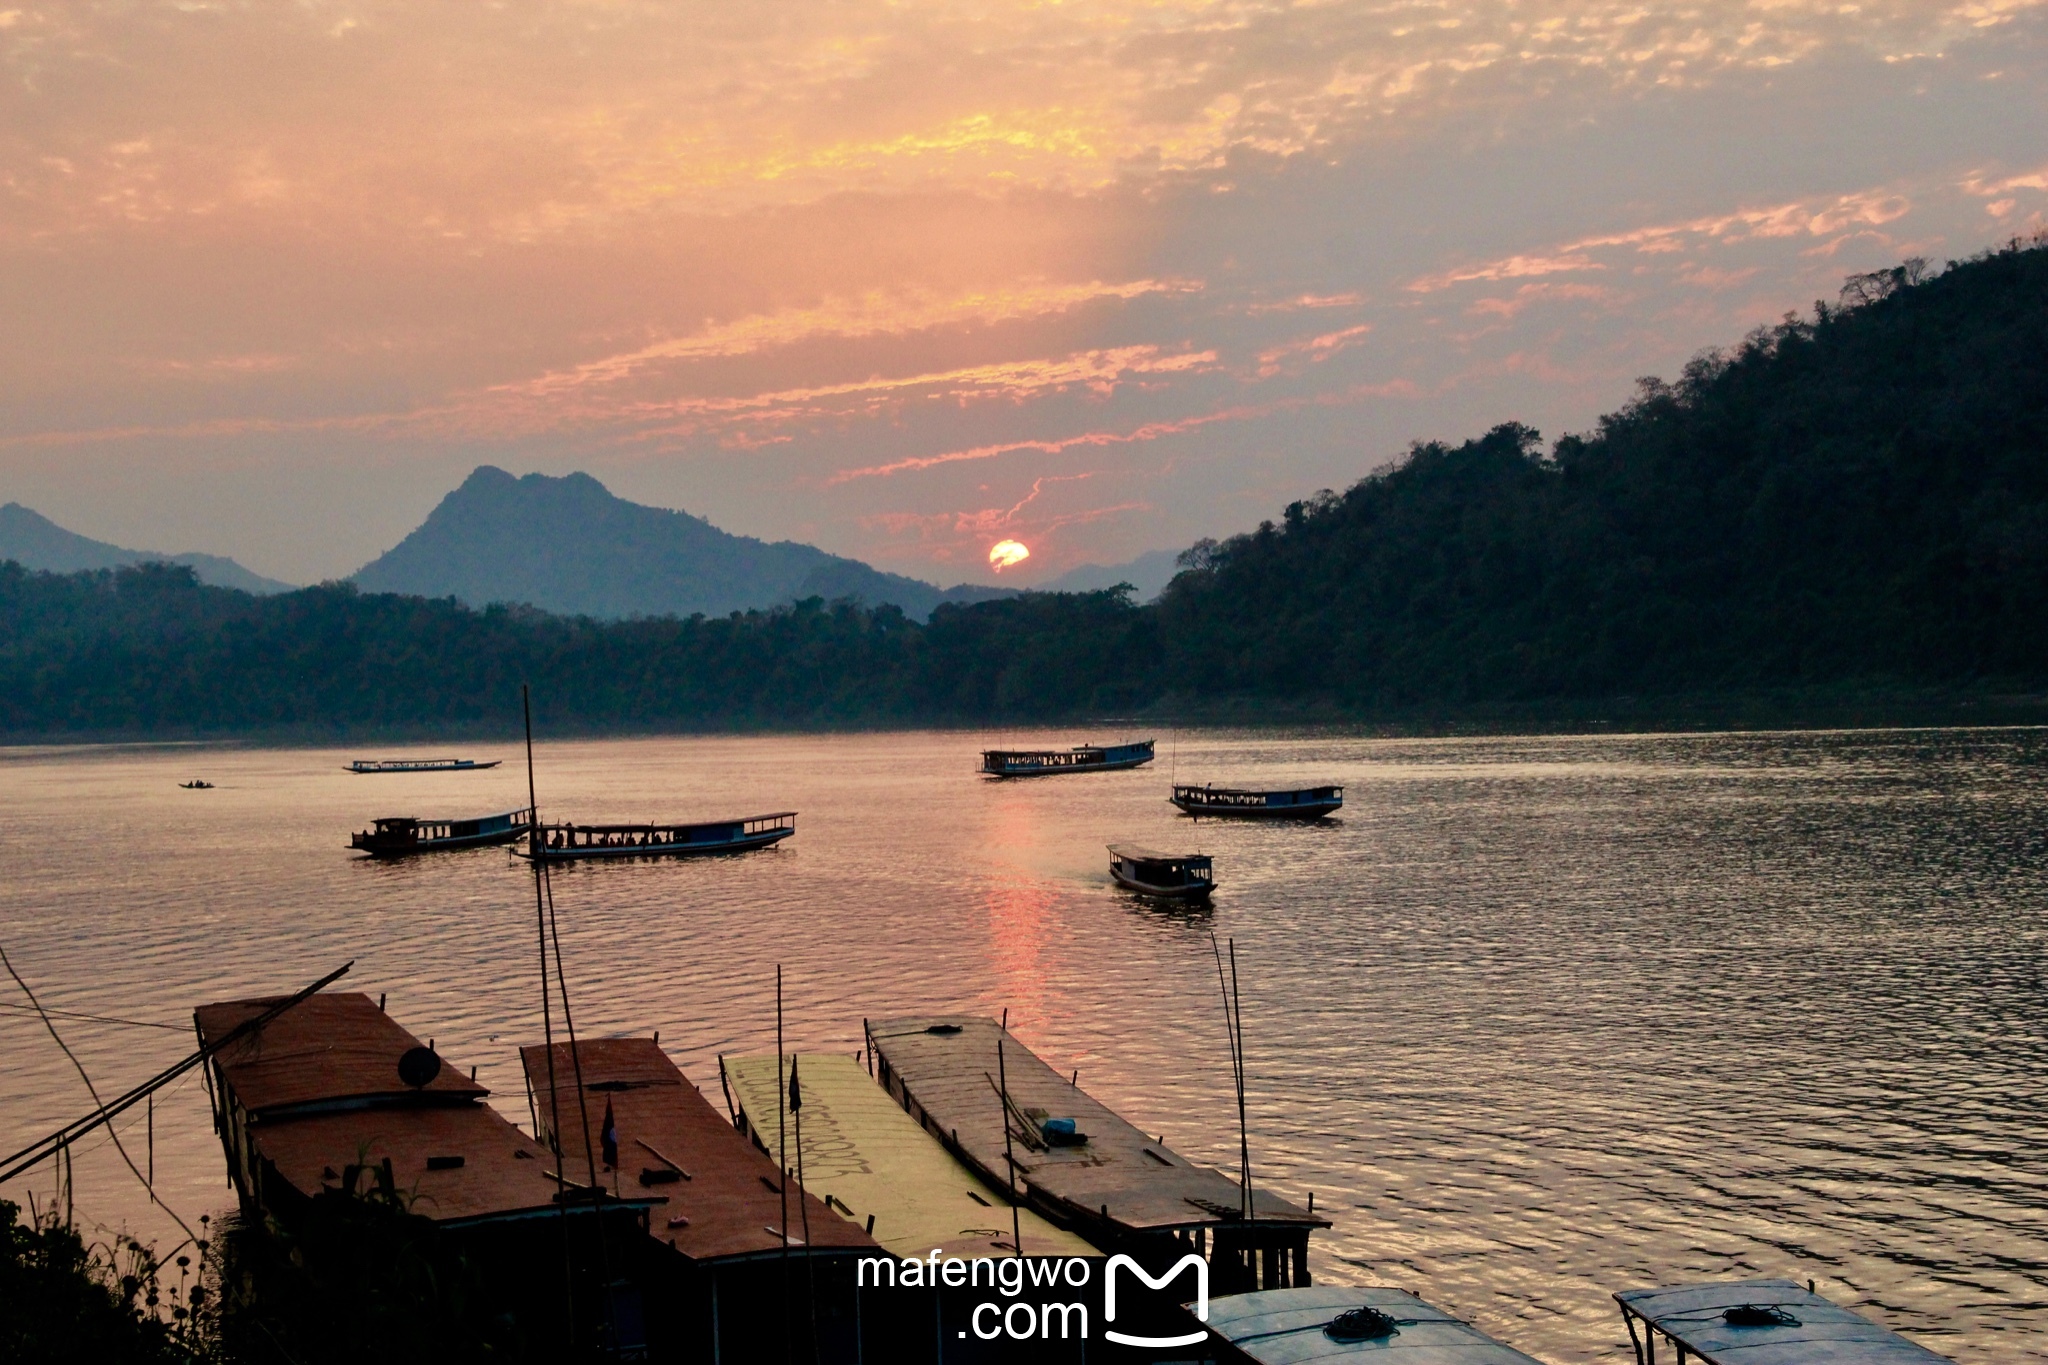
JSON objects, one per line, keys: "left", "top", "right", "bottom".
{"left": 2, "top": 237, "right": 2043, "bottom": 737}
{"left": 1159, "top": 236, "right": 2048, "bottom": 705}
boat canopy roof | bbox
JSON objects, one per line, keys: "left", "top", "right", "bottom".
{"left": 1172, "top": 785, "right": 1343, "bottom": 798}
{"left": 1614, "top": 1280, "right": 1952, "bottom": 1363}
{"left": 723, "top": 1052, "right": 1097, "bottom": 1260}
{"left": 518, "top": 1038, "right": 873, "bottom": 1264}
{"left": 195, "top": 991, "right": 487, "bottom": 1118}
{"left": 1198, "top": 1287, "right": 1544, "bottom": 1364}
{"left": 1107, "top": 844, "right": 1211, "bottom": 866}
{"left": 866, "top": 1015, "right": 1322, "bottom": 1235}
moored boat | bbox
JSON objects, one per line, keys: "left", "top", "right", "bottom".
{"left": 344, "top": 757, "right": 502, "bottom": 774}
{"left": 1170, "top": 783, "right": 1343, "bottom": 819}
{"left": 1108, "top": 844, "right": 1215, "bottom": 899}
{"left": 1192, "top": 1287, "right": 1546, "bottom": 1363}
{"left": 522, "top": 811, "right": 796, "bottom": 860}
{"left": 349, "top": 807, "right": 534, "bottom": 857}
{"left": 865, "top": 1014, "right": 1326, "bottom": 1295}
{"left": 1614, "top": 1278, "right": 1953, "bottom": 1364}
{"left": 980, "top": 738, "right": 1153, "bottom": 777}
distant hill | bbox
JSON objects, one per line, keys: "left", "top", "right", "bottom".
{"left": 0, "top": 502, "right": 293, "bottom": 594}
{"left": 352, "top": 466, "right": 1011, "bottom": 620}
{"left": 1042, "top": 548, "right": 1183, "bottom": 601}
{"left": 1159, "top": 236, "right": 2048, "bottom": 704}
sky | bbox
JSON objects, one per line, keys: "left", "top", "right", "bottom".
{"left": 2, "top": 0, "right": 2044, "bottom": 588}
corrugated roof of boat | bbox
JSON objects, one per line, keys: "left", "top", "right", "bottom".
{"left": 866, "top": 1015, "right": 1323, "bottom": 1234}
{"left": 1107, "top": 845, "right": 1210, "bottom": 862}
{"left": 245, "top": 1101, "right": 629, "bottom": 1227}
{"left": 1615, "top": 1280, "right": 1952, "bottom": 1363}
{"left": 724, "top": 1053, "right": 1098, "bottom": 1260}
{"left": 1198, "top": 1287, "right": 1545, "bottom": 1364}
{"left": 518, "top": 1038, "right": 874, "bottom": 1264}
{"left": 194, "top": 992, "right": 487, "bottom": 1116}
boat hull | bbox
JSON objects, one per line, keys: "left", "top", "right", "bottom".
{"left": 981, "top": 740, "right": 1155, "bottom": 777}
{"left": 523, "top": 814, "right": 797, "bottom": 861}
{"left": 1109, "top": 867, "right": 1215, "bottom": 899}
{"left": 1170, "top": 784, "right": 1343, "bottom": 820}
{"left": 344, "top": 760, "right": 501, "bottom": 774}
{"left": 350, "top": 824, "right": 531, "bottom": 858}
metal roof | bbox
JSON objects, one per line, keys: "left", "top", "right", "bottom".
{"left": 518, "top": 1038, "right": 875, "bottom": 1263}
{"left": 1106, "top": 845, "right": 1210, "bottom": 864}
{"left": 1198, "top": 1287, "right": 1545, "bottom": 1364}
{"left": 246, "top": 1103, "right": 603, "bottom": 1227}
{"left": 195, "top": 991, "right": 487, "bottom": 1118}
{"left": 1614, "top": 1280, "right": 1952, "bottom": 1364}
{"left": 866, "top": 1016, "right": 1323, "bottom": 1235}
{"left": 723, "top": 1052, "right": 1098, "bottom": 1261}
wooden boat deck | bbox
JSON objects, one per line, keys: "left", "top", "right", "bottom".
{"left": 1196, "top": 1287, "right": 1545, "bottom": 1363}
{"left": 195, "top": 992, "right": 654, "bottom": 1228}
{"left": 519, "top": 1038, "right": 874, "bottom": 1264}
{"left": 865, "top": 1015, "right": 1324, "bottom": 1290}
{"left": 1614, "top": 1279, "right": 1952, "bottom": 1364}
{"left": 722, "top": 1052, "right": 1097, "bottom": 1261}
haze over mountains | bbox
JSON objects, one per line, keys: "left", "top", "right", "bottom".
{"left": 350, "top": 466, "right": 1015, "bottom": 619}
{"left": 0, "top": 502, "right": 293, "bottom": 595}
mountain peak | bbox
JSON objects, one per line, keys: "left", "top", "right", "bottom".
{"left": 0, "top": 501, "right": 293, "bottom": 594}
{"left": 353, "top": 467, "right": 1009, "bottom": 620}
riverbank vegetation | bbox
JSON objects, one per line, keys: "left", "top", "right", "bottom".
{"left": 3, "top": 237, "right": 2043, "bottom": 738}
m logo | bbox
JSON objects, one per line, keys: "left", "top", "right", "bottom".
{"left": 1103, "top": 1253, "right": 1209, "bottom": 1348}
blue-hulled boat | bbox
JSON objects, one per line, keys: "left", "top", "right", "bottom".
{"left": 350, "top": 807, "right": 534, "bottom": 857}
{"left": 981, "top": 739, "right": 1154, "bottom": 777}
{"left": 521, "top": 812, "right": 796, "bottom": 861}
{"left": 1171, "top": 784, "right": 1343, "bottom": 820}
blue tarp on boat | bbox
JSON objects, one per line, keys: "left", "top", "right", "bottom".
{"left": 1195, "top": 1286, "right": 1544, "bottom": 1363}
{"left": 1614, "top": 1279, "right": 1951, "bottom": 1364}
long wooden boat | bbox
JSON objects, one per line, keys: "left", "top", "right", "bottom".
{"left": 1194, "top": 1287, "right": 1546, "bottom": 1363}
{"left": 349, "top": 807, "right": 534, "bottom": 858}
{"left": 1109, "top": 844, "right": 1215, "bottom": 899}
{"left": 1171, "top": 783, "right": 1343, "bottom": 819}
{"left": 521, "top": 812, "right": 796, "bottom": 861}
{"left": 866, "top": 1015, "right": 1327, "bottom": 1296}
{"left": 1614, "top": 1279, "right": 1952, "bottom": 1364}
{"left": 344, "top": 757, "right": 501, "bottom": 774}
{"left": 980, "top": 738, "right": 1153, "bottom": 777}
{"left": 722, "top": 1052, "right": 1096, "bottom": 1260}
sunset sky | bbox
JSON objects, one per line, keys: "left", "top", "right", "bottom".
{"left": 3, "top": 0, "right": 2044, "bottom": 586}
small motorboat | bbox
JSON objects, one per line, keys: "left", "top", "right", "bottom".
{"left": 1170, "top": 783, "right": 1343, "bottom": 820}
{"left": 179, "top": 780, "right": 214, "bottom": 789}
{"left": 350, "top": 807, "right": 535, "bottom": 857}
{"left": 981, "top": 740, "right": 1153, "bottom": 777}
{"left": 522, "top": 813, "right": 797, "bottom": 861}
{"left": 344, "top": 757, "right": 502, "bottom": 774}
{"left": 1108, "top": 844, "right": 1214, "bottom": 899}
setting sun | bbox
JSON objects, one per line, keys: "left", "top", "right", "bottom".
{"left": 988, "top": 540, "right": 1030, "bottom": 572}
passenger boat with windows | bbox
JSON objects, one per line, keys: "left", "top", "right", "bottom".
{"left": 344, "top": 757, "right": 502, "bottom": 774}
{"left": 1108, "top": 844, "right": 1215, "bottom": 899}
{"left": 349, "top": 807, "right": 534, "bottom": 857}
{"left": 522, "top": 812, "right": 797, "bottom": 861}
{"left": 980, "top": 738, "right": 1154, "bottom": 777}
{"left": 1170, "top": 783, "right": 1344, "bottom": 819}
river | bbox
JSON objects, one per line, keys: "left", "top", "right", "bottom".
{"left": 1, "top": 727, "right": 2042, "bottom": 1360}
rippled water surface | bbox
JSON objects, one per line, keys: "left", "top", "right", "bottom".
{"left": 3, "top": 728, "right": 2045, "bottom": 1361}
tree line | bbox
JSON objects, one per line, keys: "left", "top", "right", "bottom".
{"left": 3, "top": 236, "right": 2044, "bottom": 737}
